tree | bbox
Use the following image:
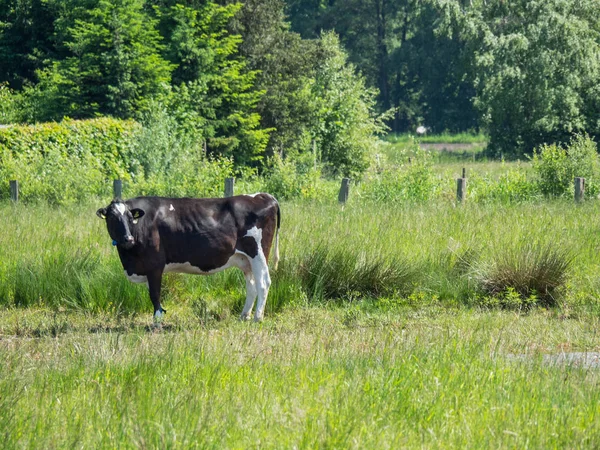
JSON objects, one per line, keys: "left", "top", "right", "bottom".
{"left": 231, "top": 0, "right": 319, "bottom": 157}
{"left": 388, "top": 0, "right": 480, "bottom": 132}
{"left": 27, "top": 0, "right": 172, "bottom": 121}
{"left": 475, "top": 0, "right": 600, "bottom": 157}
{"left": 285, "top": 0, "right": 481, "bottom": 134}
{"left": 0, "top": 0, "right": 56, "bottom": 89}
{"left": 150, "top": 0, "right": 270, "bottom": 166}
{"left": 312, "top": 32, "right": 389, "bottom": 177}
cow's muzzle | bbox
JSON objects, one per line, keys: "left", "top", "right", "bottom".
{"left": 121, "top": 235, "right": 135, "bottom": 249}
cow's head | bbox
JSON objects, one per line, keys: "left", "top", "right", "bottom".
{"left": 96, "top": 200, "right": 145, "bottom": 249}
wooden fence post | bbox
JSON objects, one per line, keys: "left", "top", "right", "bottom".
{"left": 457, "top": 168, "right": 467, "bottom": 203}
{"left": 224, "top": 177, "right": 235, "bottom": 197}
{"left": 575, "top": 177, "right": 585, "bottom": 202}
{"left": 338, "top": 178, "right": 350, "bottom": 203}
{"left": 113, "top": 179, "right": 122, "bottom": 199}
{"left": 9, "top": 180, "right": 18, "bottom": 203}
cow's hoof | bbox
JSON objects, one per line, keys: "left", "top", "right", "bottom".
{"left": 154, "top": 309, "right": 165, "bottom": 323}
{"left": 240, "top": 313, "right": 252, "bottom": 321}
{"left": 253, "top": 316, "right": 264, "bottom": 323}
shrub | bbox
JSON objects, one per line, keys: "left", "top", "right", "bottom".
{"left": 359, "top": 139, "right": 440, "bottom": 202}
{"left": 135, "top": 153, "right": 235, "bottom": 199}
{"left": 0, "top": 118, "right": 141, "bottom": 203}
{"left": 468, "top": 165, "right": 539, "bottom": 203}
{"left": 263, "top": 153, "right": 324, "bottom": 201}
{"left": 531, "top": 134, "right": 600, "bottom": 198}
{"left": 0, "top": 83, "right": 22, "bottom": 124}
{"left": 312, "top": 32, "right": 389, "bottom": 178}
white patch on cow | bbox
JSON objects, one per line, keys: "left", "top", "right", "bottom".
{"left": 245, "top": 226, "right": 263, "bottom": 244}
{"left": 124, "top": 271, "right": 147, "bottom": 284}
{"left": 245, "top": 193, "right": 261, "bottom": 198}
{"left": 115, "top": 203, "right": 127, "bottom": 215}
{"left": 169, "top": 204, "right": 175, "bottom": 211}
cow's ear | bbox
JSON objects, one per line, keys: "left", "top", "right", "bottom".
{"left": 131, "top": 208, "right": 145, "bottom": 224}
{"left": 96, "top": 208, "right": 107, "bottom": 219}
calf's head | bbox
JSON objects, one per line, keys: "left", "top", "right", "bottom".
{"left": 96, "top": 201, "right": 145, "bottom": 249}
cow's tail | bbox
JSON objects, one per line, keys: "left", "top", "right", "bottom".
{"left": 273, "top": 198, "right": 281, "bottom": 270}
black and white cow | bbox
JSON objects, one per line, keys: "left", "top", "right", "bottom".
{"left": 96, "top": 194, "right": 280, "bottom": 322}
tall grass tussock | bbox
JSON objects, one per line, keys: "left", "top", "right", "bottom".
{"left": 296, "top": 244, "right": 417, "bottom": 301}
{"left": 474, "top": 242, "right": 573, "bottom": 308}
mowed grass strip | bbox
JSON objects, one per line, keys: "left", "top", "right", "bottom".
{"left": 1, "top": 308, "right": 600, "bottom": 448}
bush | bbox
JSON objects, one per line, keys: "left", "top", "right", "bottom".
{"left": 129, "top": 103, "right": 236, "bottom": 198}
{"left": 0, "top": 118, "right": 141, "bottom": 203}
{"left": 468, "top": 165, "right": 539, "bottom": 203}
{"left": 312, "top": 32, "right": 389, "bottom": 178}
{"left": 359, "top": 139, "right": 440, "bottom": 202}
{"left": 135, "top": 153, "right": 235, "bottom": 199}
{"left": 531, "top": 134, "right": 600, "bottom": 198}
{"left": 263, "top": 153, "right": 324, "bottom": 201}
{"left": 0, "top": 83, "right": 22, "bottom": 124}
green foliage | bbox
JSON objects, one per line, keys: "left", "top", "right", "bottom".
{"left": 129, "top": 101, "right": 236, "bottom": 198}
{"left": 312, "top": 32, "right": 389, "bottom": 178}
{"left": 0, "top": 118, "right": 141, "bottom": 203}
{"left": 468, "top": 165, "right": 539, "bottom": 203}
{"left": 359, "top": 139, "right": 439, "bottom": 202}
{"left": 27, "top": 0, "right": 172, "bottom": 121}
{"left": 531, "top": 134, "right": 600, "bottom": 197}
{"left": 476, "top": 0, "right": 600, "bottom": 157}
{"left": 0, "top": 0, "right": 56, "bottom": 89}
{"left": 0, "top": 83, "right": 22, "bottom": 124}
{"left": 263, "top": 153, "right": 323, "bottom": 201}
{"left": 153, "top": 1, "right": 270, "bottom": 166}
{"left": 232, "top": 0, "right": 320, "bottom": 158}
{"left": 0, "top": 113, "right": 241, "bottom": 203}
{"left": 137, "top": 152, "right": 235, "bottom": 199}
{"left": 287, "top": 0, "right": 481, "bottom": 134}
{"left": 387, "top": 132, "right": 487, "bottom": 145}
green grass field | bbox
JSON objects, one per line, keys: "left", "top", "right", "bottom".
{"left": 2, "top": 307, "right": 600, "bottom": 448}
{"left": 2, "top": 195, "right": 600, "bottom": 447}
{"left": 3, "top": 130, "right": 600, "bottom": 448}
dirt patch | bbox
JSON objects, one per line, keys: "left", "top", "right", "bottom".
{"left": 420, "top": 142, "right": 484, "bottom": 152}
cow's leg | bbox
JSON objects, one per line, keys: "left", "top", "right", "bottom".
{"left": 241, "top": 270, "right": 258, "bottom": 321}
{"left": 147, "top": 269, "right": 166, "bottom": 322}
{"left": 231, "top": 252, "right": 257, "bottom": 320}
{"left": 238, "top": 226, "right": 273, "bottom": 321}
{"left": 250, "top": 252, "right": 271, "bottom": 322}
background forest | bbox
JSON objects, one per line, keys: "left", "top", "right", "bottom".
{"left": 1, "top": 0, "right": 599, "bottom": 175}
